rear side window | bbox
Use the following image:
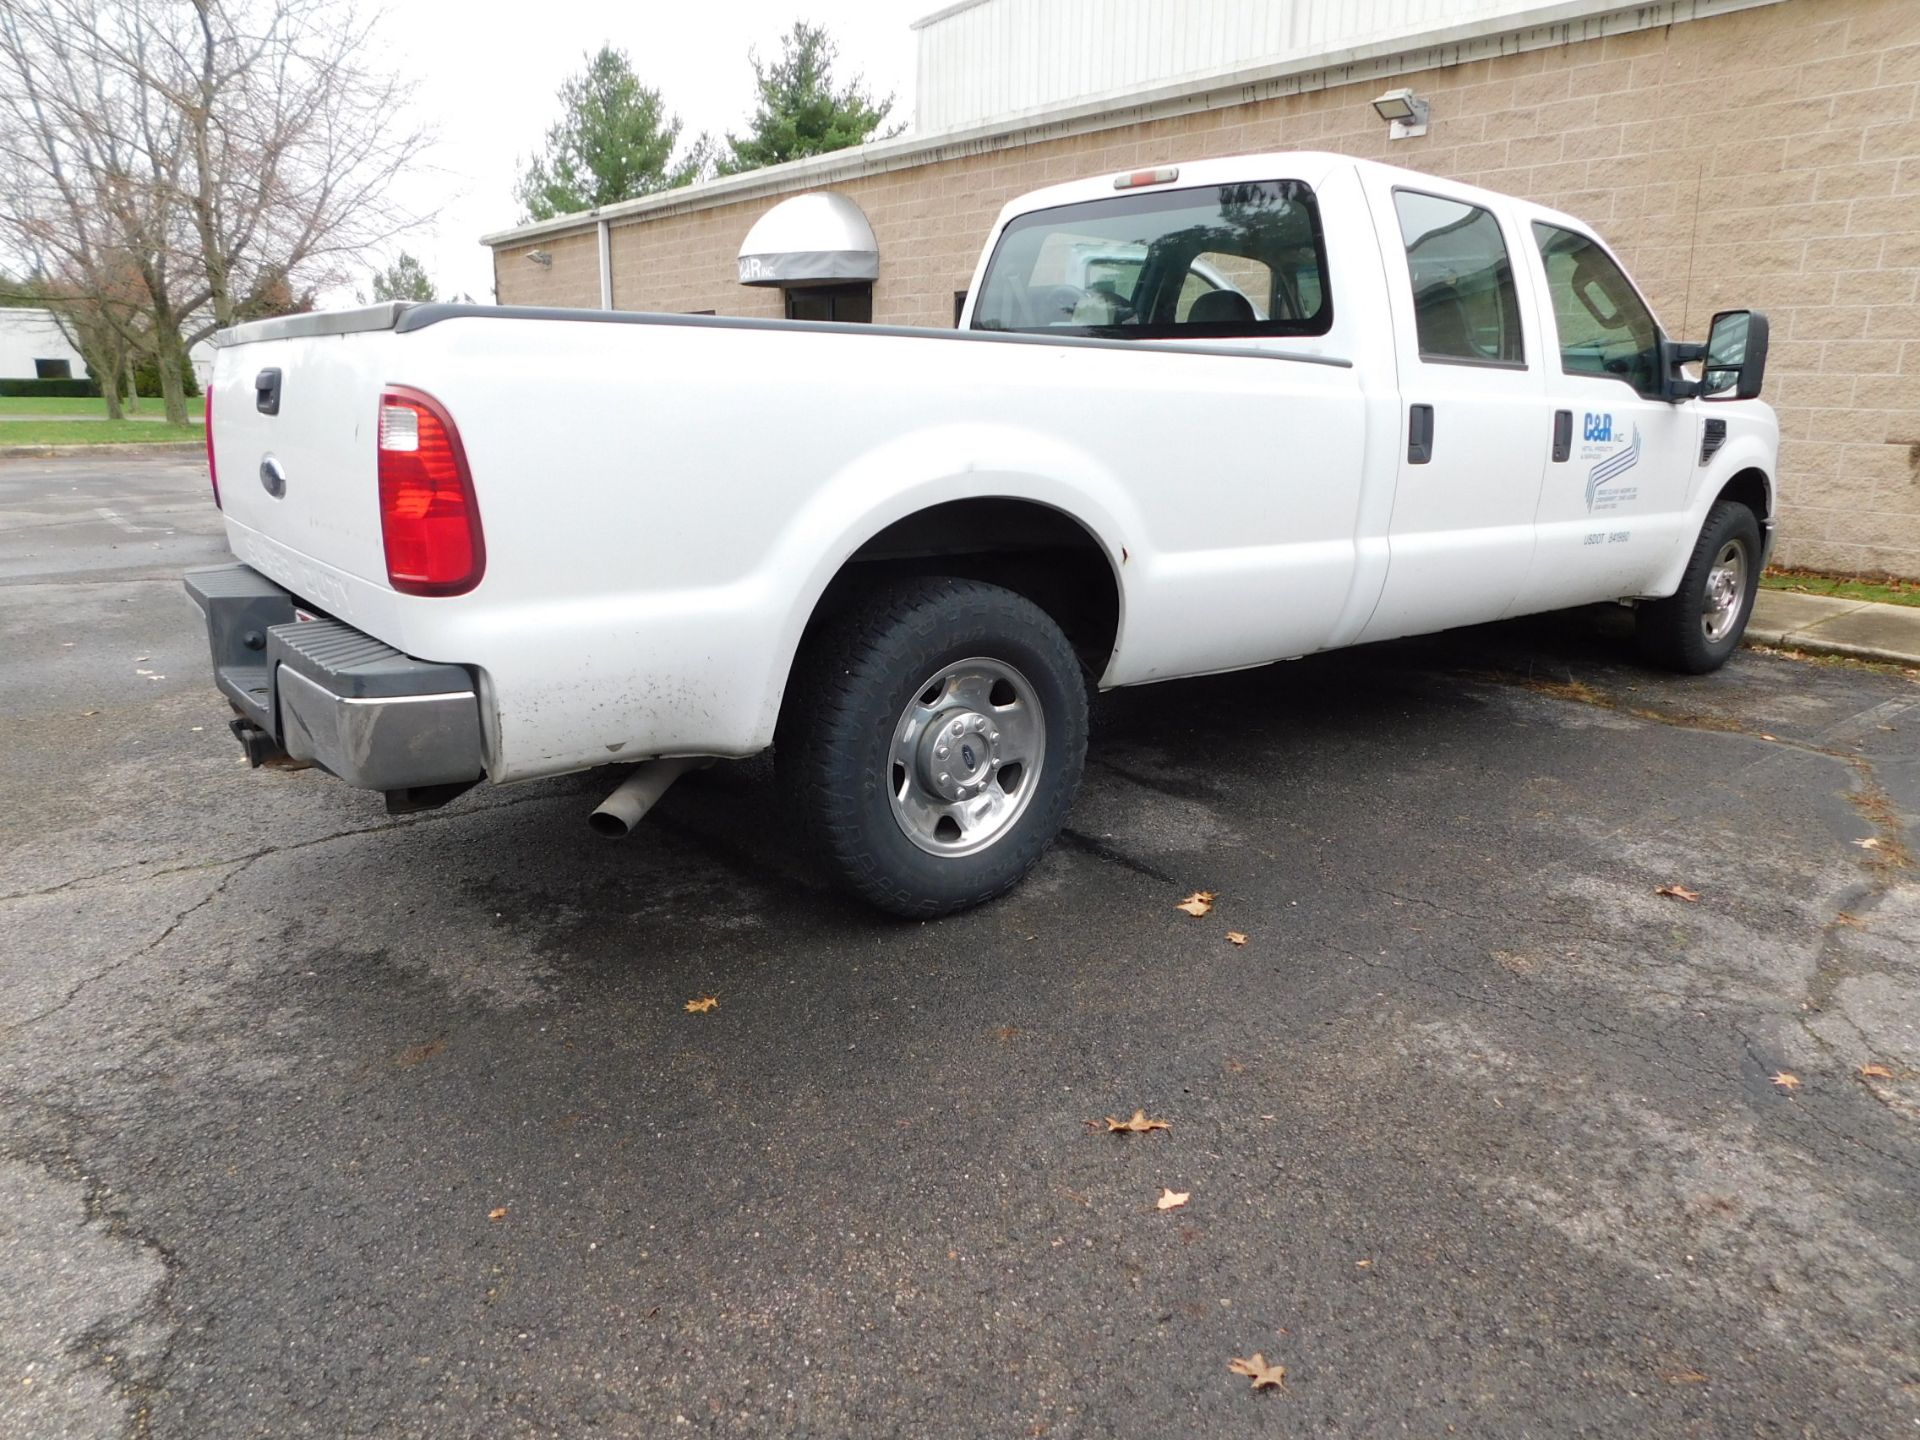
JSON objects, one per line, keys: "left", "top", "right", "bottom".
{"left": 1393, "top": 190, "right": 1524, "bottom": 367}
{"left": 1533, "top": 223, "right": 1661, "bottom": 398}
{"left": 970, "top": 179, "right": 1332, "bottom": 339}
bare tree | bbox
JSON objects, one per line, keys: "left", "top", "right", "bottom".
{"left": 0, "top": 0, "right": 431, "bottom": 422}
{"left": 0, "top": 0, "right": 166, "bottom": 416}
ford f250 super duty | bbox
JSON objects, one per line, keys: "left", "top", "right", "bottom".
{"left": 186, "top": 151, "right": 1778, "bottom": 916}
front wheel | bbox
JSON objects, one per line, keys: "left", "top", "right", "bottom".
{"left": 1635, "top": 500, "right": 1763, "bottom": 674}
{"left": 778, "top": 578, "right": 1088, "bottom": 917}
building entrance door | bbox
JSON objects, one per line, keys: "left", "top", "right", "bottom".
{"left": 786, "top": 285, "right": 873, "bottom": 323}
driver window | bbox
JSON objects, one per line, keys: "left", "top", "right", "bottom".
{"left": 1533, "top": 223, "right": 1660, "bottom": 397}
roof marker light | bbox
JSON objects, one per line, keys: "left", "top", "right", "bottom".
{"left": 1114, "top": 166, "right": 1180, "bottom": 190}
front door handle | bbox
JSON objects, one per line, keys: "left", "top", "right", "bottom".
{"left": 1552, "top": 408, "right": 1573, "bottom": 462}
{"left": 1408, "top": 404, "right": 1434, "bottom": 465}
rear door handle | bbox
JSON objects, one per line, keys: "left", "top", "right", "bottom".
{"left": 255, "top": 367, "right": 282, "bottom": 416}
{"left": 1552, "top": 408, "right": 1573, "bottom": 462}
{"left": 1407, "top": 404, "right": 1434, "bottom": 465}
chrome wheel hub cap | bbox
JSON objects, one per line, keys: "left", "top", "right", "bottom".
{"left": 1702, "top": 539, "right": 1748, "bottom": 643}
{"left": 888, "top": 657, "right": 1044, "bottom": 857}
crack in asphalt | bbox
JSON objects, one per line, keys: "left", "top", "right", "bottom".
{"left": 1469, "top": 666, "right": 1919, "bottom": 1123}
{"left": 0, "top": 1099, "right": 183, "bottom": 1440}
{"left": 0, "top": 787, "right": 576, "bottom": 908}
{"left": 7, "top": 856, "right": 259, "bottom": 1031}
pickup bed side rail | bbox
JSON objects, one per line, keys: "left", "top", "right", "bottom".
{"left": 216, "top": 301, "right": 1354, "bottom": 369}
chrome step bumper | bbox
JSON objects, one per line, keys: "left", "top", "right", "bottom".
{"left": 184, "top": 563, "right": 485, "bottom": 793}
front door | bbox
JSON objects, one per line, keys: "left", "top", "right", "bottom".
{"left": 1517, "top": 222, "right": 1698, "bottom": 610}
{"left": 1358, "top": 181, "right": 1549, "bottom": 644}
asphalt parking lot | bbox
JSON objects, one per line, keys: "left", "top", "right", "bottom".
{"left": 2, "top": 451, "right": 1917, "bottom": 1439}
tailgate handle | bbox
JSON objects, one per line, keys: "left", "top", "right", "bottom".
{"left": 254, "top": 367, "right": 282, "bottom": 416}
{"left": 1407, "top": 404, "right": 1435, "bottom": 465}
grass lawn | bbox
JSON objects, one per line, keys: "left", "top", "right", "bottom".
{"left": 0, "top": 395, "right": 204, "bottom": 418}
{"left": 1762, "top": 567, "right": 1920, "bottom": 609}
{"left": 0, "top": 420, "right": 203, "bottom": 446}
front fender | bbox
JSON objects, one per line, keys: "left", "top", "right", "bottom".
{"left": 1652, "top": 408, "right": 1778, "bottom": 597}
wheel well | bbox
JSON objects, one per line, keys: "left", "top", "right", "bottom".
{"left": 804, "top": 498, "right": 1122, "bottom": 675}
{"left": 1715, "top": 467, "right": 1772, "bottom": 526}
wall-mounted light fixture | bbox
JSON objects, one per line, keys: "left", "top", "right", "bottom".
{"left": 525, "top": 249, "right": 553, "bottom": 267}
{"left": 1372, "top": 87, "right": 1430, "bottom": 140}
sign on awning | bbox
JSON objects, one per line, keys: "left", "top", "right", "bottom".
{"left": 737, "top": 192, "right": 879, "bottom": 288}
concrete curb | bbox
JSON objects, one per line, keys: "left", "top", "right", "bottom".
{"left": 1744, "top": 628, "right": 1920, "bottom": 668}
{"left": 1745, "top": 589, "right": 1920, "bottom": 668}
{"left": 0, "top": 441, "right": 202, "bottom": 460}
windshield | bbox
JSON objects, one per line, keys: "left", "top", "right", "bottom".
{"left": 970, "top": 179, "right": 1332, "bottom": 340}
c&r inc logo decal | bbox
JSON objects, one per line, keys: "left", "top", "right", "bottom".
{"left": 1584, "top": 419, "right": 1642, "bottom": 512}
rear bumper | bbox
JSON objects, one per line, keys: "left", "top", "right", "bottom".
{"left": 184, "top": 563, "right": 486, "bottom": 792}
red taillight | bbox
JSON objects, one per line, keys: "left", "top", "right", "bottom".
{"left": 205, "top": 386, "right": 220, "bottom": 508}
{"left": 376, "top": 386, "right": 484, "bottom": 596}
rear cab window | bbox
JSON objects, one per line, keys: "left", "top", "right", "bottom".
{"left": 970, "top": 180, "right": 1333, "bottom": 340}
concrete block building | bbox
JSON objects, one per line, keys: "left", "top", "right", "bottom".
{"left": 484, "top": 0, "right": 1920, "bottom": 578}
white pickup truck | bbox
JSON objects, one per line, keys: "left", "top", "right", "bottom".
{"left": 187, "top": 151, "right": 1778, "bottom": 916}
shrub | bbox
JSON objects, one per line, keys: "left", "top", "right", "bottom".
{"left": 0, "top": 377, "right": 102, "bottom": 398}
{"left": 131, "top": 353, "right": 200, "bottom": 399}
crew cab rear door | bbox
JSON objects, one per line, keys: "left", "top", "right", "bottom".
{"left": 1355, "top": 175, "right": 1550, "bottom": 644}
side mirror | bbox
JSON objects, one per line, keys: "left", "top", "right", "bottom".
{"left": 1700, "top": 309, "right": 1769, "bottom": 401}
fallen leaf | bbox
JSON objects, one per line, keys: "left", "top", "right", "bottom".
{"left": 1227, "top": 1353, "right": 1287, "bottom": 1392}
{"left": 395, "top": 1037, "right": 446, "bottom": 1068}
{"left": 1155, "top": 1187, "right": 1190, "bottom": 1211}
{"left": 81, "top": 709, "right": 99, "bottom": 717}
{"left": 1225, "top": 931, "right": 1248, "bottom": 946}
{"left": 684, "top": 995, "right": 718, "bottom": 1014}
{"left": 1106, "top": 1109, "right": 1169, "bottom": 1134}
{"left": 1771, "top": 1071, "right": 1801, "bottom": 1091}
{"left": 1655, "top": 885, "right": 1701, "bottom": 902}
{"left": 1760, "top": 733, "right": 1777, "bottom": 741}
{"left": 1854, "top": 837, "right": 1885, "bottom": 851}
{"left": 1858, "top": 1064, "right": 1895, "bottom": 1080}
{"left": 1659, "top": 1368, "right": 1709, "bottom": 1385}
{"left": 487, "top": 1207, "right": 508, "bottom": 1222}
{"left": 1176, "top": 891, "right": 1215, "bottom": 918}
{"left": 1355, "top": 1258, "right": 1372, "bottom": 1268}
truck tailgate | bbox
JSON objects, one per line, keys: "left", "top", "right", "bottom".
{"left": 211, "top": 308, "right": 400, "bottom": 589}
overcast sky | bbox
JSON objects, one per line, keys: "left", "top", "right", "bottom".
{"left": 375, "top": 2, "right": 923, "bottom": 304}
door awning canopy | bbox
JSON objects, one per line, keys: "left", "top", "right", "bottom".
{"left": 737, "top": 192, "right": 878, "bottom": 287}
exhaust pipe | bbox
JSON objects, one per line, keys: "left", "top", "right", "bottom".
{"left": 588, "top": 757, "right": 705, "bottom": 838}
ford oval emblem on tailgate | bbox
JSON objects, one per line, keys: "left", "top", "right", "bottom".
{"left": 259, "top": 456, "right": 287, "bottom": 498}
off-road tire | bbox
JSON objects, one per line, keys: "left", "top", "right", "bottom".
{"left": 778, "top": 577, "right": 1088, "bottom": 917}
{"left": 1635, "top": 500, "right": 1763, "bottom": 674}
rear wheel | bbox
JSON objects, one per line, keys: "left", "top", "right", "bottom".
{"left": 778, "top": 577, "right": 1088, "bottom": 917}
{"left": 1635, "top": 499, "right": 1762, "bottom": 674}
